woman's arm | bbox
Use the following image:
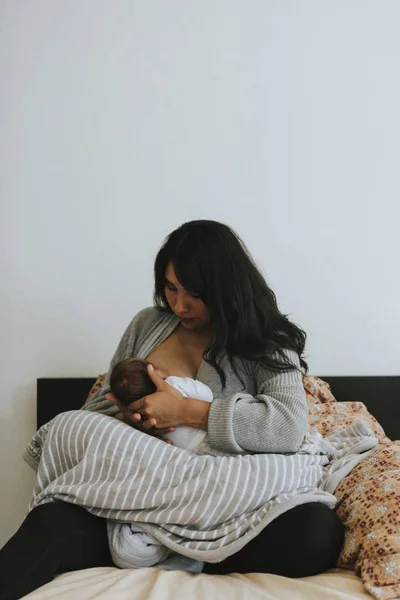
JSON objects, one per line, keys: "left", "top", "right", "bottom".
{"left": 206, "top": 350, "right": 309, "bottom": 455}
{"left": 185, "top": 398, "right": 211, "bottom": 430}
{"left": 132, "top": 350, "right": 308, "bottom": 454}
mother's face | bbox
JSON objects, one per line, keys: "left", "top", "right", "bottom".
{"left": 164, "top": 263, "right": 211, "bottom": 332}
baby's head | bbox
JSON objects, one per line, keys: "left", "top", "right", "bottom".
{"left": 109, "top": 358, "right": 157, "bottom": 407}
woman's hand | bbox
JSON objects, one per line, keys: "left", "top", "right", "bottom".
{"left": 106, "top": 365, "right": 187, "bottom": 438}
{"left": 105, "top": 399, "right": 175, "bottom": 443}
{"left": 129, "top": 365, "right": 188, "bottom": 430}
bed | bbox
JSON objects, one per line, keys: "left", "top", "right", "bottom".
{"left": 23, "top": 375, "right": 400, "bottom": 600}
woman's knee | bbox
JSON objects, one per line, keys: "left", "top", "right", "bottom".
{"left": 283, "top": 502, "right": 345, "bottom": 576}
{"left": 28, "top": 502, "right": 101, "bottom": 533}
{"left": 24, "top": 502, "right": 113, "bottom": 572}
{"left": 301, "top": 502, "right": 345, "bottom": 548}
{"left": 205, "top": 502, "right": 345, "bottom": 577}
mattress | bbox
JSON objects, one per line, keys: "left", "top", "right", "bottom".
{"left": 23, "top": 567, "right": 371, "bottom": 600}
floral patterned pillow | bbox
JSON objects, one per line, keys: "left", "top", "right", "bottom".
{"left": 304, "top": 376, "right": 399, "bottom": 600}
{"left": 303, "top": 375, "right": 391, "bottom": 445}
{"left": 309, "top": 399, "right": 391, "bottom": 445}
{"left": 303, "top": 375, "right": 337, "bottom": 404}
{"left": 335, "top": 441, "right": 400, "bottom": 600}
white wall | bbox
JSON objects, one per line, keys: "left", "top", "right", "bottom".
{"left": 1, "top": 0, "right": 399, "bottom": 545}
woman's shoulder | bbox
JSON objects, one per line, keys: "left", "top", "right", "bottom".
{"left": 126, "top": 306, "right": 176, "bottom": 356}
{"left": 129, "top": 305, "right": 174, "bottom": 335}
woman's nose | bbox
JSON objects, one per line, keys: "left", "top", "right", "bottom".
{"left": 175, "top": 295, "right": 190, "bottom": 315}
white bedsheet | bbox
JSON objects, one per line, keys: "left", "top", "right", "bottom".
{"left": 22, "top": 567, "right": 371, "bottom": 600}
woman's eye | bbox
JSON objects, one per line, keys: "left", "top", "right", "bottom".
{"left": 190, "top": 292, "right": 200, "bottom": 299}
{"left": 166, "top": 284, "right": 177, "bottom": 292}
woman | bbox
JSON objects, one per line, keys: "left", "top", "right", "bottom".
{"left": 0, "top": 220, "right": 344, "bottom": 600}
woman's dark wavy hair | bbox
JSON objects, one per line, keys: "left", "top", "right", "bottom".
{"left": 154, "top": 220, "right": 308, "bottom": 389}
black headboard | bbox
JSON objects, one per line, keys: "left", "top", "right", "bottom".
{"left": 36, "top": 376, "right": 400, "bottom": 441}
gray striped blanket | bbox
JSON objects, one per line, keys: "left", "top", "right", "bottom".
{"left": 23, "top": 410, "right": 378, "bottom": 564}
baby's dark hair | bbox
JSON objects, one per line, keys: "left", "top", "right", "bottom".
{"left": 109, "top": 358, "right": 156, "bottom": 406}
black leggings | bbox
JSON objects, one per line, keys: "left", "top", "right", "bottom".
{"left": 0, "top": 501, "right": 344, "bottom": 600}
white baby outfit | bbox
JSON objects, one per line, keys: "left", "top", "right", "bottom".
{"left": 160, "top": 376, "right": 213, "bottom": 451}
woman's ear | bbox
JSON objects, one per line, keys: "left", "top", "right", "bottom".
{"left": 105, "top": 392, "right": 118, "bottom": 403}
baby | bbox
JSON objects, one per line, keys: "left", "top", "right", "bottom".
{"left": 108, "top": 358, "right": 213, "bottom": 452}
